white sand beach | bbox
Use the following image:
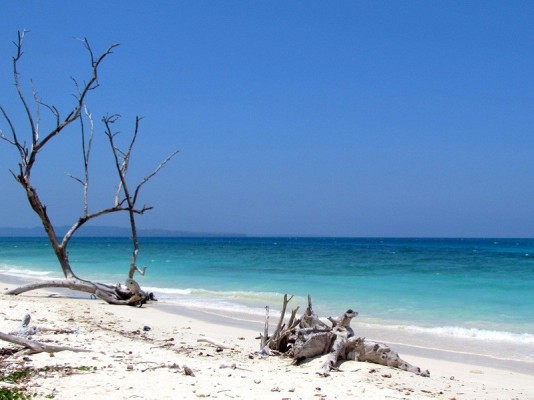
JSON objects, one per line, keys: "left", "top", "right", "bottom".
{"left": 1, "top": 278, "right": 533, "bottom": 400}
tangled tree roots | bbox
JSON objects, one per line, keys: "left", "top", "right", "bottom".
{"left": 260, "top": 295, "right": 430, "bottom": 377}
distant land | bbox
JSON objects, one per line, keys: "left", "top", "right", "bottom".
{"left": 0, "top": 226, "right": 246, "bottom": 238}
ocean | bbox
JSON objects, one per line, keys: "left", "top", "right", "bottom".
{"left": 1, "top": 236, "right": 533, "bottom": 368}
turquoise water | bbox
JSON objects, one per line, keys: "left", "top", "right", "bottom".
{"left": 1, "top": 236, "right": 534, "bottom": 363}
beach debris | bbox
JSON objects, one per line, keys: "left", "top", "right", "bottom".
{"left": 469, "top": 369, "right": 484, "bottom": 374}
{"left": 219, "top": 363, "right": 252, "bottom": 372}
{"left": 260, "top": 295, "right": 430, "bottom": 377}
{"left": 143, "top": 325, "right": 151, "bottom": 332}
{"left": 0, "top": 314, "right": 88, "bottom": 356}
{"left": 183, "top": 365, "right": 195, "bottom": 376}
{"left": 9, "top": 314, "right": 38, "bottom": 337}
{"left": 0, "top": 330, "right": 91, "bottom": 356}
{"left": 137, "top": 362, "right": 181, "bottom": 373}
{"left": 197, "top": 337, "right": 234, "bottom": 350}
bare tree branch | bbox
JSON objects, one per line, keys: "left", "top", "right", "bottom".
{"left": 30, "top": 80, "right": 41, "bottom": 141}
{"left": 0, "top": 331, "right": 91, "bottom": 355}
{"left": 103, "top": 115, "right": 142, "bottom": 279}
{"left": 79, "top": 105, "right": 94, "bottom": 215}
{"left": 12, "top": 30, "right": 37, "bottom": 148}
{"left": 29, "top": 40, "right": 119, "bottom": 164}
{"left": 1, "top": 31, "right": 173, "bottom": 305}
{"left": 0, "top": 105, "right": 26, "bottom": 160}
{"left": 132, "top": 148, "right": 179, "bottom": 205}
{"left": 102, "top": 115, "right": 176, "bottom": 279}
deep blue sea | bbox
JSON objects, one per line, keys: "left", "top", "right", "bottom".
{"left": 1, "top": 237, "right": 533, "bottom": 364}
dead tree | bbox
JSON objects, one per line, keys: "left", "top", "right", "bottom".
{"left": 262, "top": 295, "right": 430, "bottom": 377}
{"left": 0, "top": 31, "right": 177, "bottom": 305}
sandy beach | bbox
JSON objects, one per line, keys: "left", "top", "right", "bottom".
{"left": 1, "top": 278, "right": 533, "bottom": 400}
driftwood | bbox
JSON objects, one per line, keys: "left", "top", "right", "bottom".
{"left": 261, "top": 295, "right": 430, "bottom": 377}
{"left": 1, "top": 31, "right": 176, "bottom": 305}
{"left": 6, "top": 278, "right": 155, "bottom": 307}
{"left": 197, "top": 338, "right": 234, "bottom": 350}
{"left": 1, "top": 314, "right": 89, "bottom": 356}
{"left": 0, "top": 332, "right": 90, "bottom": 356}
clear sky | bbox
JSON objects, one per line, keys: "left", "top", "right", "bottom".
{"left": 1, "top": 1, "right": 534, "bottom": 237}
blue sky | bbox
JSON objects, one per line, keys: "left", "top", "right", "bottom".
{"left": 1, "top": 1, "right": 534, "bottom": 237}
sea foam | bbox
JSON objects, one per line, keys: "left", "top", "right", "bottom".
{"left": 401, "top": 325, "right": 534, "bottom": 344}
{"left": 0, "top": 265, "right": 55, "bottom": 278}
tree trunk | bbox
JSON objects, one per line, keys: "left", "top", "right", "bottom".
{"left": 1, "top": 32, "right": 177, "bottom": 306}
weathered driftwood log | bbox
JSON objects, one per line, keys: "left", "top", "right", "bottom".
{"left": 0, "top": 331, "right": 90, "bottom": 356}
{"left": 261, "top": 295, "right": 430, "bottom": 377}
{"left": 1, "top": 314, "right": 89, "bottom": 356}
{"left": 5, "top": 278, "right": 155, "bottom": 307}
{"left": 343, "top": 337, "right": 427, "bottom": 376}
{"left": 197, "top": 337, "right": 234, "bottom": 350}
{"left": 8, "top": 314, "right": 78, "bottom": 337}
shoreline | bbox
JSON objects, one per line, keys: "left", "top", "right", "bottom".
{"left": 2, "top": 271, "right": 534, "bottom": 375}
{"left": 157, "top": 300, "right": 534, "bottom": 376}
{"left": 1, "top": 278, "right": 534, "bottom": 398}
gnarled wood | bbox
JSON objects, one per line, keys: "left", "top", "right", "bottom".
{"left": 262, "top": 295, "right": 430, "bottom": 378}
{"left": 5, "top": 278, "right": 153, "bottom": 306}
{"left": 344, "top": 337, "right": 429, "bottom": 376}
{"left": 1, "top": 32, "right": 177, "bottom": 304}
{"left": 261, "top": 295, "right": 300, "bottom": 354}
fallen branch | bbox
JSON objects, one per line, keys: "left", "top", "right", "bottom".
{"left": 219, "top": 363, "right": 252, "bottom": 372}
{"left": 197, "top": 337, "right": 234, "bottom": 350}
{"left": 1, "top": 314, "right": 89, "bottom": 356}
{"left": 0, "top": 331, "right": 91, "bottom": 356}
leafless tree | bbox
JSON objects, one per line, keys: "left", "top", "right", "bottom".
{"left": 0, "top": 31, "right": 178, "bottom": 305}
